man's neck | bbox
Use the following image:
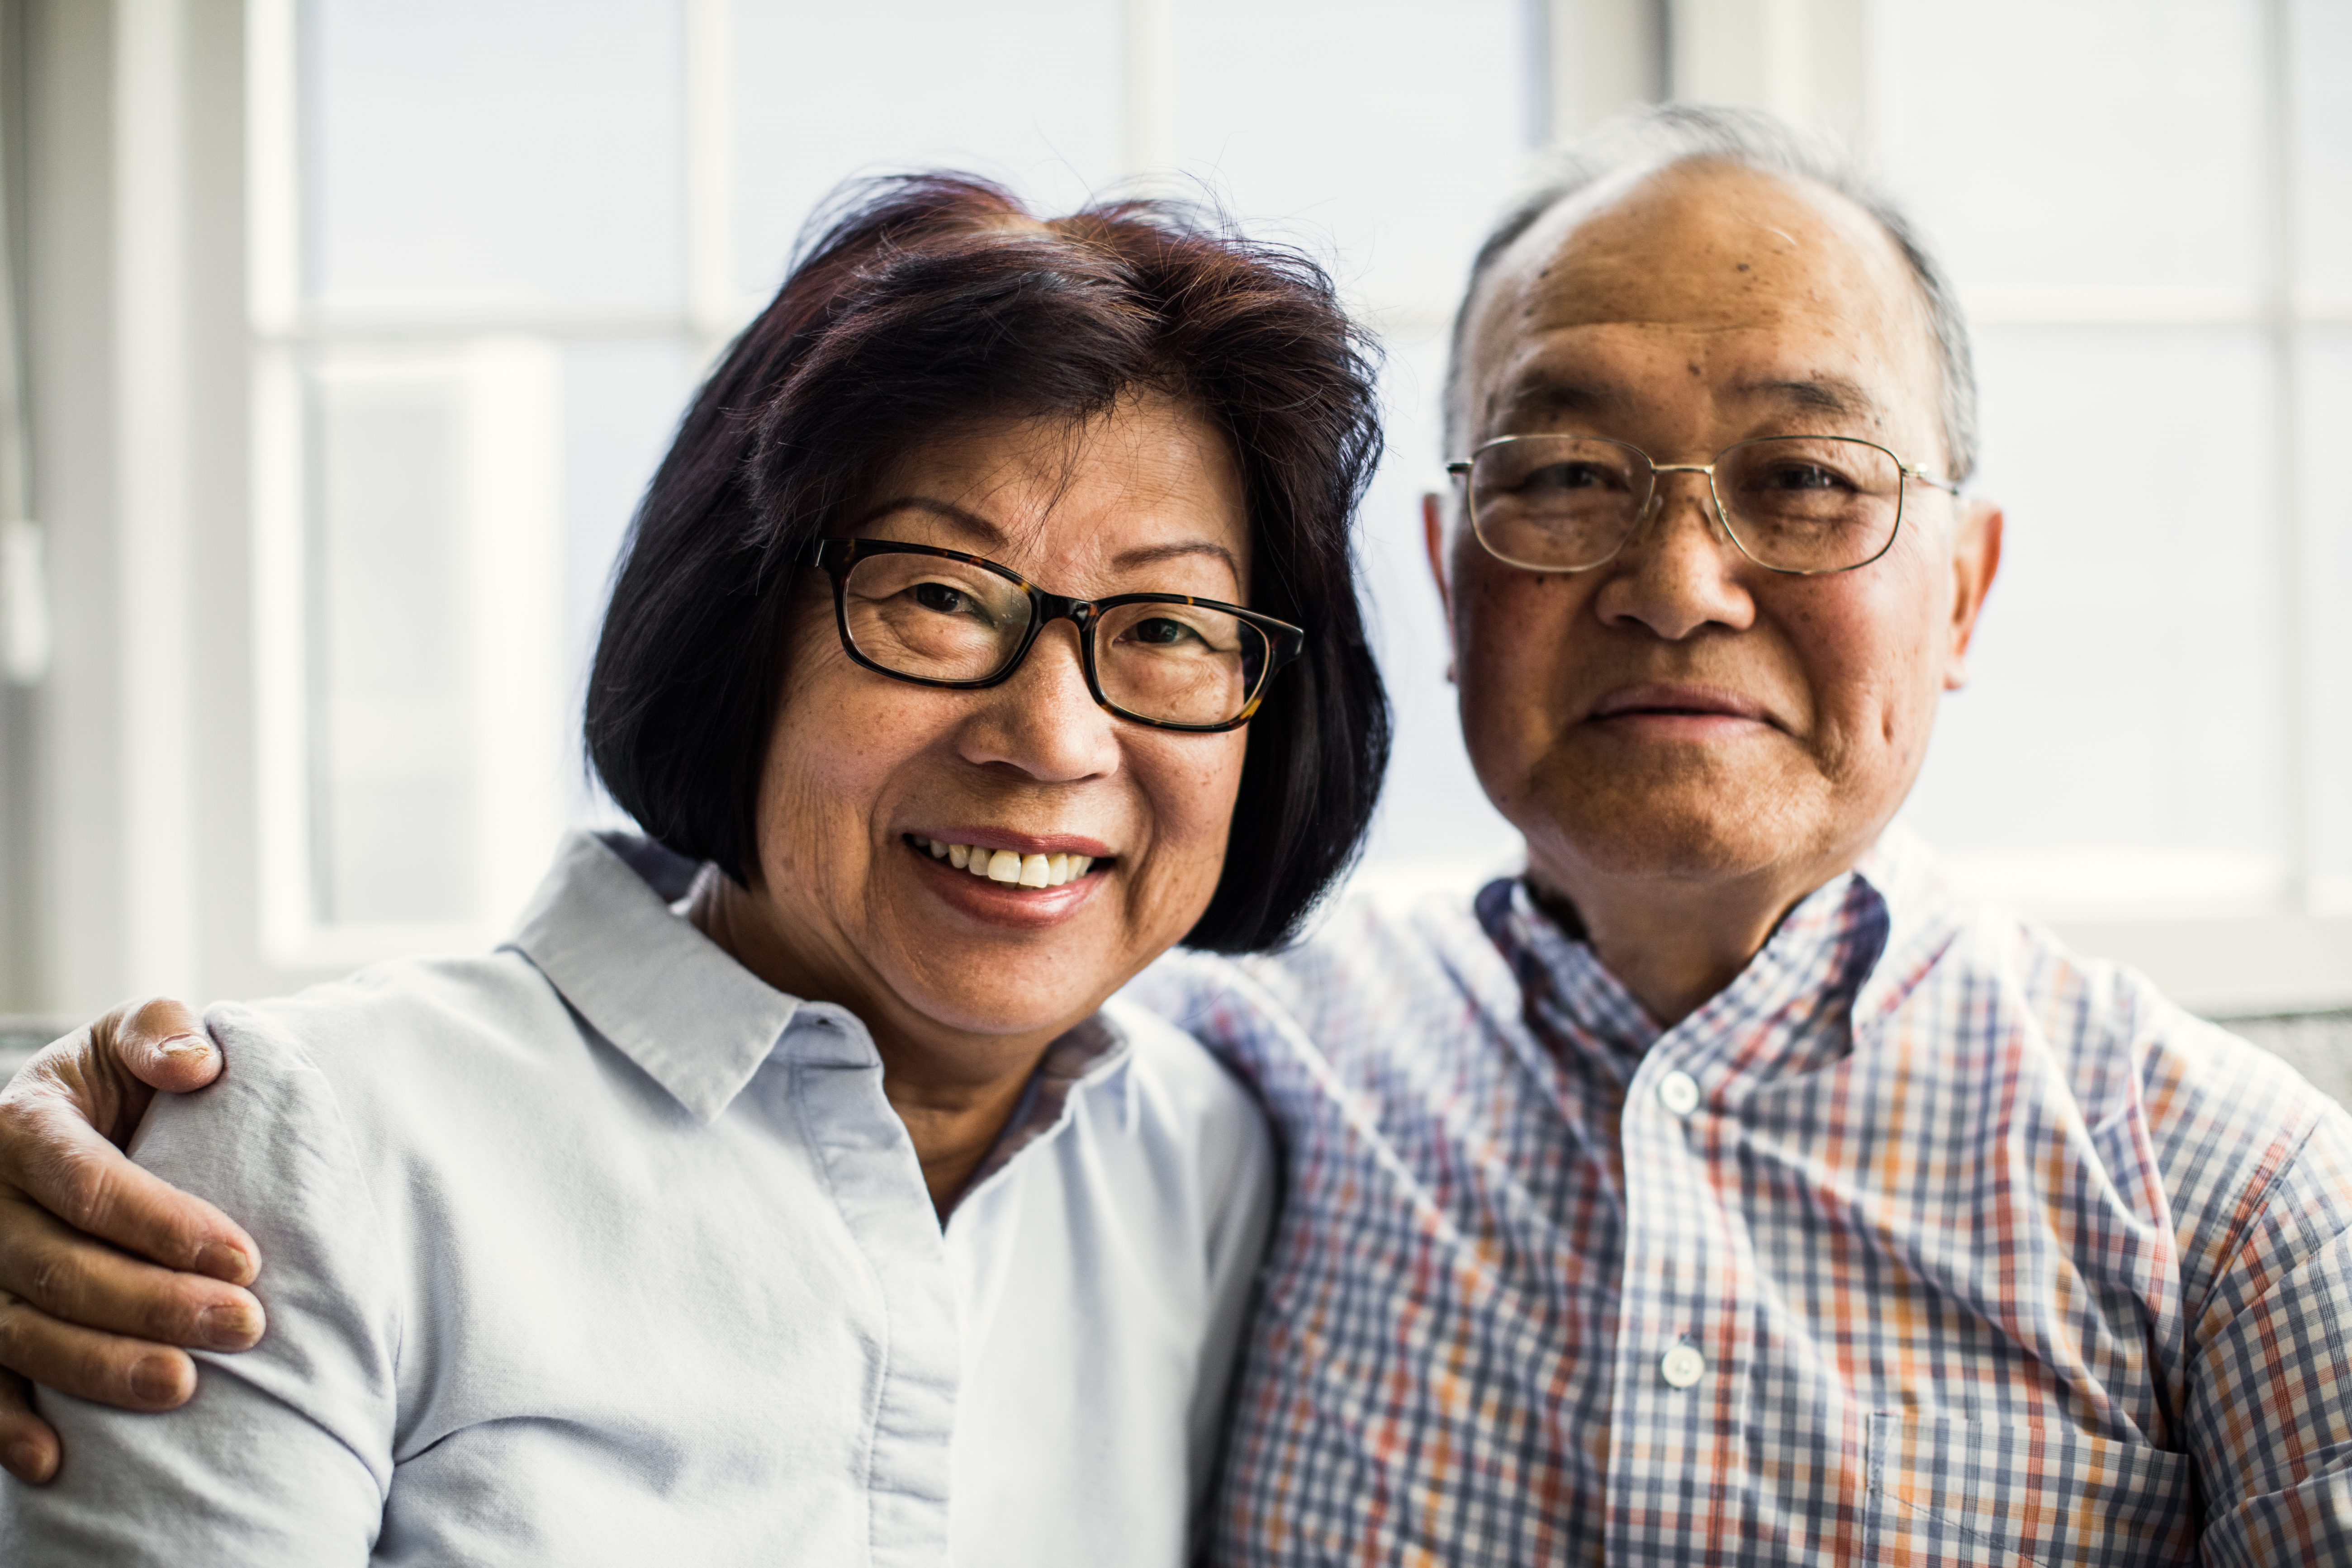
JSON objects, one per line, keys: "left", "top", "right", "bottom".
{"left": 1526, "top": 852, "right": 1858, "bottom": 1028}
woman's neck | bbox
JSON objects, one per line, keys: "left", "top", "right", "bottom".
{"left": 687, "top": 871, "right": 1056, "bottom": 1217}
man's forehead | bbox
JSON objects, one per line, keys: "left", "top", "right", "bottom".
{"left": 1460, "top": 161, "right": 1937, "bottom": 435}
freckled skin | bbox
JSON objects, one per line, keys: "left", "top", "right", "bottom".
{"left": 1427, "top": 160, "right": 2003, "bottom": 1022}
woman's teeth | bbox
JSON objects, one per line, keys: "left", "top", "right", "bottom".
{"left": 914, "top": 838, "right": 1095, "bottom": 887}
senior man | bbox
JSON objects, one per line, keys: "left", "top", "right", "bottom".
{"left": 2, "top": 108, "right": 2348, "bottom": 1563}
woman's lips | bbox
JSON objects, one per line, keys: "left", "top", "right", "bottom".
{"left": 906, "top": 835, "right": 1107, "bottom": 929}
{"left": 906, "top": 833, "right": 1101, "bottom": 889}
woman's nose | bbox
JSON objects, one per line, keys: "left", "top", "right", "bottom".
{"left": 1592, "top": 473, "right": 1757, "bottom": 640}
{"left": 960, "top": 621, "right": 1122, "bottom": 782}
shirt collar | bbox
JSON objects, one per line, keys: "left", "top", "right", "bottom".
{"left": 953, "top": 1012, "right": 1128, "bottom": 1210}
{"left": 508, "top": 831, "right": 815, "bottom": 1124}
{"left": 1847, "top": 820, "right": 1970, "bottom": 1034}
{"left": 1480, "top": 824, "right": 1956, "bottom": 1069}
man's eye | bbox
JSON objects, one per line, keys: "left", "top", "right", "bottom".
{"left": 912, "top": 581, "right": 972, "bottom": 615}
{"left": 1525, "top": 462, "right": 1622, "bottom": 492}
{"left": 1763, "top": 463, "right": 1848, "bottom": 492}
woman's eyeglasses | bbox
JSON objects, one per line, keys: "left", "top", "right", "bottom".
{"left": 800, "top": 539, "right": 1306, "bottom": 733}
{"left": 1448, "top": 433, "right": 1961, "bottom": 576}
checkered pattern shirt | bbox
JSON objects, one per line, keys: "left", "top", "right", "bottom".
{"left": 1138, "top": 828, "right": 2352, "bottom": 1565}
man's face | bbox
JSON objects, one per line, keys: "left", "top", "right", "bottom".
{"left": 1431, "top": 160, "right": 2001, "bottom": 904}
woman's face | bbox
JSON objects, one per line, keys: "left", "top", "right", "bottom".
{"left": 743, "top": 393, "right": 1254, "bottom": 1053}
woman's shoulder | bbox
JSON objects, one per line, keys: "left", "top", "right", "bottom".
{"left": 1099, "top": 995, "right": 1263, "bottom": 1115}
{"left": 196, "top": 945, "right": 595, "bottom": 1165}
{"left": 1094, "top": 996, "right": 1272, "bottom": 1181}
{"left": 209, "top": 947, "right": 569, "bottom": 1078}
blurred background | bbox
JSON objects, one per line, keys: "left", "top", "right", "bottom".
{"left": 0, "top": 0, "right": 2346, "bottom": 1061}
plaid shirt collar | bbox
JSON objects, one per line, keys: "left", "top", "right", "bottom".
{"left": 1473, "top": 824, "right": 1960, "bottom": 1086}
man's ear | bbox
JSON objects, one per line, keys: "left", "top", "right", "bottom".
{"left": 1423, "top": 493, "right": 1459, "bottom": 684}
{"left": 1942, "top": 496, "right": 2003, "bottom": 691}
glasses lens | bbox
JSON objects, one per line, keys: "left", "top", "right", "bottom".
{"left": 1095, "top": 601, "right": 1268, "bottom": 727}
{"left": 1468, "top": 436, "right": 1649, "bottom": 569}
{"left": 840, "top": 551, "right": 1034, "bottom": 682}
{"left": 1716, "top": 436, "right": 1902, "bottom": 571}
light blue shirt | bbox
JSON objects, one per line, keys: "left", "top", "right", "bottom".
{"left": 1, "top": 832, "right": 1275, "bottom": 1567}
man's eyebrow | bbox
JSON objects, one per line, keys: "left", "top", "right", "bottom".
{"left": 1493, "top": 379, "right": 1633, "bottom": 425}
{"left": 1730, "top": 376, "right": 1885, "bottom": 421}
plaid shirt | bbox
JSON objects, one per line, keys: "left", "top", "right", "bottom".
{"left": 1139, "top": 828, "right": 2352, "bottom": 1565}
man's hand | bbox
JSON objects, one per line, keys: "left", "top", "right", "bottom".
{"left": 0, "top": 999, "right": 266, "bottom": 1483}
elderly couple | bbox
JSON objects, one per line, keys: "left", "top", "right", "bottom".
{"left": 1, "top": 106, "right": 2347, "bottom": 1564}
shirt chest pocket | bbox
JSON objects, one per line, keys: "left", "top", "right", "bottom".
{"left": 1864, "top": 1412, "right": 2200, "bottom": 1567}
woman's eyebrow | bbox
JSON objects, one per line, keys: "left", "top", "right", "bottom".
{"left": 854, "top": 496, "right": 1011, "bottom": 547}
{"left": 1112, "top": 541, "right": 1240, "bottom": 576}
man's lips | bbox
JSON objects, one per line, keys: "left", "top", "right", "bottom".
{"left": 1584, "top": 683, "right": 1778, "bottom": 729}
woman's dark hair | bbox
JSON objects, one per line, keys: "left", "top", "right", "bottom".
{"left": 584, "top": 173, "right": 1389, "bottom": 952}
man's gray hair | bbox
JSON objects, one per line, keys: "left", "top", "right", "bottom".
{"left": 1445, "top": 104, "right": 1978, "bottom": 482}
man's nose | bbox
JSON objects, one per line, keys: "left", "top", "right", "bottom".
{"left": 1591, "top": 471, "right": 1757, "bottom": 640}
{"left": 960, "top": 621, "right": 1121, "bottom": 782}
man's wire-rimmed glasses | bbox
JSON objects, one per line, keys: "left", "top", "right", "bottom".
{"left": 801, "top": 538, "right": 1306, "bottom": 733}
{"left": 1446, "top": 434, "right": 1962, "bottom": 576}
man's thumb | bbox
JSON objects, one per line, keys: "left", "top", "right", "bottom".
{"left": 110, "top": 998, "right": 219, "bottom": 1094}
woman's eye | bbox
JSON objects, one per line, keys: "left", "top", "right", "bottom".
{"left": 1129, "top": 616, "right": 1198, "bottom": 646}
{"left": 911, "top": 580, "right": 972, "bottom": 615}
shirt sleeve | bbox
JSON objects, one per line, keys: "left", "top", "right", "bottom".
{"left": 2186, "top": 1097, "right": 2352, "bottom": 1563}
{"left": 0, "top": 1002, "right": 401, "bottom": 1565}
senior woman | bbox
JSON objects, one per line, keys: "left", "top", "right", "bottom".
{"left": 0, "top": 174, "right": 1387, "bottom": 1565}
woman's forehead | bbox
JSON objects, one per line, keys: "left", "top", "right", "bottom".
{"left": 857, "top": 396, "right": 1251, "bottom": 588}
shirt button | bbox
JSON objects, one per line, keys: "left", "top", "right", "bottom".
{"left": 1657, "top": 1069, "right": 1701, "bottom": 1117}
{"left": 1659, "top": 1343, "right": 1706, "bottom": 1388}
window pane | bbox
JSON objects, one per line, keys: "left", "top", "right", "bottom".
{"left": 2291, "top": 0, "right": 2352, "bottom": 297}
{"left": 726, "top": 0, "right": 1125, "bottom": 304}
{"left": 307, "top": 0, "right": 685, "bottom": 318}
{"left": 1896, "top": 327, "right": 2286, "bottom": 910}
{"left": 1168, "top": 0, "right": 1532, "bottom": 316}
{"left": 2304, "top": 327, "right": 2352, "bottom": 901}
{"left": 310, "top": 365, "right": 478, "bottom": 924}
{"left": 1882, "top": 0, "right": 2269, "bottom": 294}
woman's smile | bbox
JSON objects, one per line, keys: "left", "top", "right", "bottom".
{"left": 902, "top": 830, "right": 1112, "bottom": 929}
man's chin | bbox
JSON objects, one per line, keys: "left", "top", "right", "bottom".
{"left": 1521, "top": 770, "right": 1833, "bottom": 886}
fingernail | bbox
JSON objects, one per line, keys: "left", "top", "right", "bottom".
{"left": 128, "top": 1355, "right": 185, "bottom": 1404}
{"left": 193, "top": 1241, "right": 253, "bottom": 1284}
{"left": 196, "top": 1301, "right": 262, "bottom": 1350}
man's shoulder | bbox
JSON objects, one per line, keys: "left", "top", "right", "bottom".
{"left": 1133, "top": 880, "right": 1507, "bottom": 1067}
{"left": 1895, "top": 900, "right": 2349, "bottom": 1201}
